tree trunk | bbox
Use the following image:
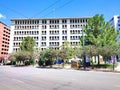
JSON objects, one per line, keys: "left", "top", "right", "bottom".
{"left": 104, "top": 57, "right": 107, "bottom": 68}
{"left": 97, "top": 55, "right": 100, "bottom": 68}
{"left": 50, "top": 58, "right": 52, "bottom": 68}
{"left": 91, "top": 58, "right": 94, "bottom": 69}
{"left": 83, "top": 55, "right": 86, "bottom": 70}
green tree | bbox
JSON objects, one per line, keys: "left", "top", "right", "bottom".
{"left": 39, "top": 49, "right": 58, "bottom": 67}
{"left": 82, "top": 14, "right": 119, "bottom": 66}
{"left": 83, "top": 14, "right": 105, "bottom": 46}
{"left": 60, "top": 41, "right": 76, "bottom": 61}
{"left": 20, "top": 36, "right": 35, "bottom": 53}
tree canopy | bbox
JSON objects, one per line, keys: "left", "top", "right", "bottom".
{"left": 83, "top": 14, "right": 118, "bottom": 47}
{"left": 20, "top": 36, "right": 35, "bottom": 53}
{"left": 80, "top": 14, "right": 120, "bottom": 66}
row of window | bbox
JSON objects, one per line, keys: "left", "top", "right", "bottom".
{"left": 41, "top": 41, "right": 80, "bottom": 47}
{"left": 1, "top": 52, "right": 8, "bottom": 55}
{"left": 14, "top": 19, "right": 88, "bottom": 25}
{"left": 42, "top": 25, "right": 67, "bottom": 29}
{"left": 14, "top": 20, "right": 39, "bottom": 25}
{"left": 14, "top": 24, "right": 84, "bottom": 30}
{"left": 41, "top": 20, "right": 61, "bottom": 24}
{"left": 3, "top": 37, "right": 10, "bottom": 41}
{"left": 2, "top": 41, "right": 9, "bottom": 45}
{"left": 70, "top": 36, "right": 81, "bottom": 40}
{"left": 2, "top": 44, "right": 9, "bottom": 48}
{"left": 42, "top": 24, "right": 83, "bottom": 29}
{"left": 15, "top": 25, "right": 39, "bottom": 29}
{"left": 13, "top": 35, "right": 81, "bottom": 41}
{"left": 70, "top": 42, "right": 80, "bottom": 46}
{"left": 41, "top": 42, "right": 59, "bottom": 46}
{"left": 49, "top": 25, "right": 59, "bottom": 29}
{"left": 4, "top": 27, "right": 10, "bottom": 31}
{"left": 49, "top": 36, "right": 59, "bottom": 40}
{"left": 42, "top": 25, "right": 60, "bottom": 29}
{"left": 41, "top": 36, "right": 81, "bottom": 41}
{"left": 49, "top": 42, "right": 59, "bottom": 46}
{"left": 14, "top": 31, "right": 39, "bottom": 35}
{"left": 41, "top": 30, "right": 82, "bottom": 35}
{"left": 49, "top": 20, "right": 59, "bottom": 24}
{"left": 70, "top": 24, "right": 83, "bottom": 29}
{"left": 3, "top": 34, "right": 10, "bottom": 38}
{"left": 13, "top": 42, "right": 38, "bottom": 47}
{"left": 70, "top": 30, "right": 83, "bottom": 34}
{"left": 49, "top": 30, "right": 59, "bottom": 35}
{"left": 14, "top": 37, "right": 39, "bottom": 41}
{"left": 13, "top": 41, "right": 80, "bottom": 52}
{"left": 1, "top": 48, "right": 8, "bottom": 51}
{"left": 3, "top": 30, "right": 10, "bottom": 35}
{"left": 70, "top": 19, "right": 88, "bottom": 23}
{"left": 41, "top": 48, "right": 59, "bottom": 51}
{"left": 42, "top": 30, "right": 60, "bottom": 35}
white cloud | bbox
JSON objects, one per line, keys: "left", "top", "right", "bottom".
{"left": 0, "top": 13, "right": 6, "bottom": 19}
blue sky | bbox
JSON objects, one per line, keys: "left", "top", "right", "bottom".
{"left": 0, "top": 0, "right": 120, "bottom": 26}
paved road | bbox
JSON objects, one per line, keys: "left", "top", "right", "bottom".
{"left": 0, "top": 66, "right": 120, "bottom": 90}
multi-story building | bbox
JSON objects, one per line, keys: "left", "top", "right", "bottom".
{"left": 9, "top": 17, "right": 89, "bottom": 53}
{"left": 109, "top": 15, "right": 120, "bottom": 41}
{"left": 0, "top": 21, "right": 10, "bottom": 58}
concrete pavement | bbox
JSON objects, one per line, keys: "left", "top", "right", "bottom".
{"left": 0, "top": 66, "right": 120, "bottom": 90}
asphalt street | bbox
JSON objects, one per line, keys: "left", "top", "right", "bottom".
{"left": 0, "top": 66, "right": 120, "bottom": 90}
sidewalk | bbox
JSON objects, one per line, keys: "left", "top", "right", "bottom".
{"left": 115, "top": 62, "right": 120, "bottom": 71}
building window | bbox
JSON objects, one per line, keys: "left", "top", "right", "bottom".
{"left": 70, "top": 36, "right": 81, "bottom": 40}
{"left": 62, "top": 36, "right": 67, "bottom": 40}
{"left": 49, "top": 42, "right": 59, "bottom": 46}
{"left": 42, "top": 25, "right": 47, "bottom": 29}
{"left": 62, "top": 19, "right": 67, "bottom": 24}
{"left": 62, "top": 25, "right": 67, "bottom": 29}
{"left": 49, "top": 31, "right": 59, "bottom": 35}
{"left": 41, "top": 36, "right": 46, "bottom": 41}
{"left": 41, "top": 31, "right": 46, "bottom": 35}
{"left": 41, "top": 42, "right": 46, "bottom": 46}
{"left": 49, "top": 36, "right": 59, "bottom": 40}
{"left": 49, "top": 25, "right": 59, "bottom": 29}
{"left": 62, "top": 30, "right": 67, "bottom": 34}
{"left": 50, "top": 20, "right": 59, "bottom": 24}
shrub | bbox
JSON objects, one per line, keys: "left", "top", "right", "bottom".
{"left": 11, "top": 59, "right": 16, "bottom": 65}
{"left": 14, "top": 51, "right": 34, "bottom": 66}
